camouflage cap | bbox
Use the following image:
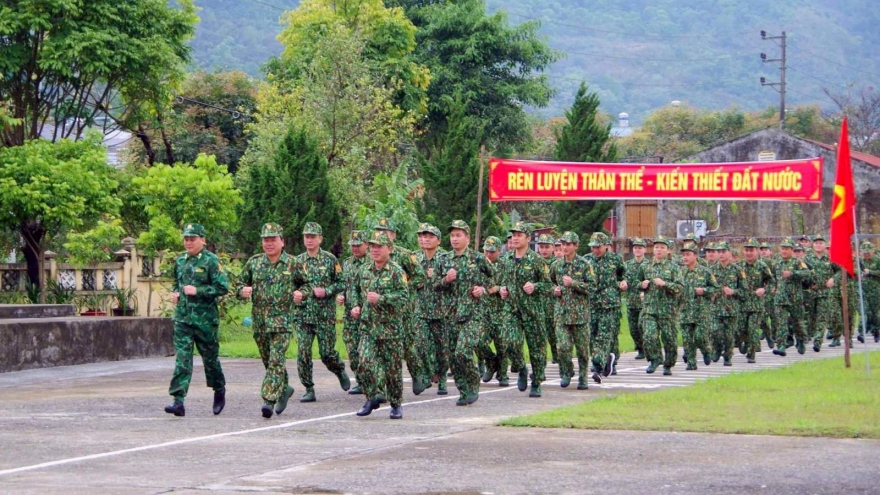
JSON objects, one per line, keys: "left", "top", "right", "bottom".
{"left": 683, "top": 232, "right": 699, "bottom": 242}
{"left": 417, "top": 222, "right": 442, "bottom": 238}
{"left": 799, "top": 234, "right": 811, "bottom": 242}
{"left": 861, "top": 241, "right": 875, "bottom": 252}
{"left": 260, "top": 223, "right": 283, "bottom": 238}
{"left": 559, "top": 231, "right": 580, "bottom": 244}
{"left": 348, "top": 230, "right": 366, "bottom": 246}
{"left": 482, "top": 236, "right": 501, "bottom": 252}
{"left": 680, "top": 241, "right": 699, "bottom": 253}
{"left": 793, "top": 243, "right": 805, "bottom": 251}
{"left": 715, "top": 240, "right": 731, "bottom": 251}
{"left": 554, "top": 238, "right": 563, "bottom": 246}
{"left": 744, "top": 237, "right": 761, "bottom": 248}
{"left": 367, "top": 230, "right": 394, "bottom": 247}
{"left": 509, "top": 221, "right": 533, "bottom": 236}
{"left": 759, "top": 242, "right": 773, "bottom": 250}
{"left": 588, "top": 232, "right": 609, "bottom": 247}
{"left": 536, "top": 233, "right": 555, "bottom": 244}
{"left": 182, "top": 223, "right": 206, "bottom": 237}
{"left": 302, "top": 222, "right": 322, "bottom": 235}
{"left": 654, "top": 235, "right": 675, "bottom": 248}
{"left": 704, "top": 242, "right": 717, "bottom": 251}
{"left": 447, "top": 219, "right": 471, "bottom": 234}
{"left": 373, "top": 217, "right": 397, "bottom": 232}
{"left": 780, "top": 237, "right": 797, "bottom": 248}
{"left": 812, "top": 233, "right": 827, "bottom": 242}
{"left": 631, "top": 237, "right": 647, "bottom": 247}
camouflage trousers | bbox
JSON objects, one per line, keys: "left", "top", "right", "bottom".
{"left": 736, "top": 311, "right": 764, "bottom": 359}
{"left": 505, "top": 310, "right": 547, "bottom": 383}
{"left": 476, "top": 314, "right": 503, "bottom": 380}
{"left": 342, "top": 317, "right": 363, "bottom": 387}
{"left": 804, "top": 295, "right": 831, "bottom": 347}
{"left": 254, "top": 330, "right": 292, "bottom": 403}
{"left": 169, "top": 321, "right": 225, "bottom": 402}
{"left": 295, "top": 322, "right": 346, "bottom": 389}
{"left": 421, "top": 318, "right": 448, "bottom": 381}
{"left": 681, "top": 321, "right": 712, "bottom": 368}
{"left": 451, "top": 315, "right": 483, "bottom": 396}
{"left": 642, "top": 313, "right": 678, "bottom": 369}
{"left": 712, "top": 314, "right": 738, "bottom": 361}
{"left": 830, "top": 285, "right": 857, "bottom": 340}
{"left": 761, "top": 297, "right": 777, "bottom": 343}
{"left": 358, "top": 335, "right": 403, "bottom": 408}
{"left": 402, "top": 310, "right": 431, "bottom": 384}
{"left": 556, "top": 322, "right": 590, "bottom": 380}
{"left": 627, "top": 305, "right": 644, "bottom": 355}
{"left": 544, "top": 312, "right": 558, "bottom": 362}
{"left": 590, "top": 307, "right": 619, "bottom": 373}
{"left": 774, "top": 305, "right": 806, "bottom": 348}
{"left": 865, "top": 288, "right": 880, "bottom": 336}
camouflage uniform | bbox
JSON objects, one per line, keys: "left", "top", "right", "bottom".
{"left": 477, "top": 236, "right": 509, "bottom": 386}
{"left": 498, "top": 222, "right": 552, "bottom": 396}
{"left": 759, "top": 242, "right": 779, "bottom": 346}
{"left": 168, "top": 223, "right": 228, "bottom": 405}
{"left": 804, "top": 234, "right": 834, "bottom": 349}
{"left": 441, "top": 220, "right": 493, "bottom": 404}
{"left": 829, "top": 264, "right": 856, "bottom": 345}
{"left": 710, "top": 241, "right": 746, "bottom": 365}
{"left": 350, "top": 231, "right": 409, "bottom": 409}
{"left": 340, "top": 231, "right": 369, "bottom": 392}
{"left": 623, "top": 237, "right": 649, "bottom": 359}
{"left": 550, "top": 232, "right": 597, "bottom": 387}
{"left": 859, "top": 242, "right": 880, "bottom": 341}
{"left": 678, "top": 241, "right": 718, "bottom": 370}
{"left": 772, "top": 238, "right": 812, "bottom": 355}
{"left": 415, "top": 224, "right": 454, "bottom": 392}
{"left": 586, "top": 232, "right": 626, "bottom": 378}
{"left": 604, "top": 243, "right": 626, "bottom": 366}
{"left": 738, "top": 238, "right": 775, "bottom": 361}
{"left": 536, "top": 233, "right": 559, "bottom": 365}
{"left": 295, "top": 222, "right": 348, "bottom": 398}
{"left": 637, "top": 237, "right": 682, "bottom": 373}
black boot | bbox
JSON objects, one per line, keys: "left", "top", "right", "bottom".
{"left": 164, "top": 401, "right": 185, "bottom": 417}
{"left": 212, "top": 391, "right": 226, "bottom": 415}
{"left": 356, "top": 398, "right": 380, "bottom": 417}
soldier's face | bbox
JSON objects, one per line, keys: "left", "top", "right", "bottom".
{"left": 510, "top": 232, "right": 528, "bottom": 249}
{"left": 303, "top": 234, "right": 322, "bottom": 251}
{"left": 563, "top": 242, "right": 578, "bottom": 257}
{"left": 706, "top": 250, "right": 718, "bottom": 262}
{"left": 537, "top": 243, "right": 553, "bottom": 258}
{"left": 812, "top": 240, "right": 826, "bottom": 254}
{"left": 183, "top": 236, "right": 205, "bottom": 256}
{"left": 449, "top": 229, "right": 469, "bottom": 251}
{"left": 590, "top": 245, "right": 607, "bottom": 257}
{"left": 554, "top": 245, "right": 564, "bottom": 258}
{"left": 719, "top": 249, "right": 731, "bottom": 262}
{"left": 484, "top": 250, "right": 499, "bottom": 262}
{"left": 794, "top": 250, "right": 805, "bottom": 259}
{"left": 682, "top": 250, "right": 697, "bottom": 266}
{"left": 350, "top": 243, "right": 368, "bottom": 258}
{"left": 370, "top": 243, "right": 391, "bottom": 263}
{"left": 418, "top": 233, "right": 440, "bottom": 250}
{"left": 262, "top": 236, "right": 284, "bottom": 257}
{"left": 652, "top": 243, "right": 667, "bottom": 258}
{"left": 760, "top": 247, "right": 772, "bottom": 258}
{"left": 780, "top": 246, "right": 793, "bottom": 259}
{"left": 632, "top": 245, "right": 646, "bottom": 257}
{"left": 744, "top": 246, "right": 758, "bottom": 262}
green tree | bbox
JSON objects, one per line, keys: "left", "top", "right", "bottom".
{"left": 0, "top": 135, "right": 121, "bottom": 286}
{"left": 239, "top": 126, "right": 342, "bottom": 256}
{"left": 552, "top": 83, "right": 618, "bottom": 236}
{"left": 355, "top": 162, "right": 424, "bottom": 249}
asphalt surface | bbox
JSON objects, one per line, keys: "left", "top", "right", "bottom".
{"left": 0, "top": 340, "right": 877, "bottom": 495}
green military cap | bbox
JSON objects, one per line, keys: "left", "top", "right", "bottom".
{"left": 653, "top": 235, "right": 675, "bottom": 248}
{"left": 536, "top": 233, "right": 555, "bottom": 244}
{"left": 448, "top": 219, "right": 471, "bottom": 234}
{"left": 861, "top": 241, "right": 875, "bottom": 252}
{"left": 367, "top": 230, "right": 394, "bottom": 247}
{"left": 261, "top": 223, "right": 283, "bottom": 238}
{"left": 509, "top": 221, "right": 533, "bottom": 236}
{"left": 302, "top": 222, "right": 322, "bottom": 235}
{"left": 759, "top": 242, "right": 773, "bottom": 249}
{"left": 793, "top": 243, "right": 805, "bottom": 251}
{"left": 744, "top": 237, "right": 761, "bottom": 248}
{"left": 680, "top": 241, "right": 699, "bottom": 253}
{"left": 373, "top": 217, "right": 397, "bottom": 232}
{"left": 588, "top": 232, "right": 609, "bottom": 247}
{"left": 554, "top": 238, "right": 563, "bottom": 246}
{"left": 417, "top": 222, "right": 442, "bottom": 238}
{"left": 559, "top": 231, "right": 580, "bottom": 244}
{"left": 812, "top": 233, "right": 827, "bottom": 242}
{"left": 631, "top": 237, "right": 647, "bottom": 247}
{"left": 715, "top": 240, "right": 731, "bottom": 251}
{"left": 182, "top": 223, "right": 206, "bottom": 237}
{"left": 483, "top": 236, "right": 501, "bottom": 252}
{"left": 505, "top": 232, "right": 513, "bottom": 240}
{"left": 780, "top": 237, "right": 797, "bottom": 248}
{"left": 799, "top": 234, "right": 811, "bottom": 242}
{"left": 704, "top": 241, "right": 717, "bottom": 251}
{"left": 683, "top": 232, "right": 699, "bottom": 242}
{"left": 348, "top": 230, "right": 366, "bottom": 246}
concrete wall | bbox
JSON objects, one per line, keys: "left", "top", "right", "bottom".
{"left": 0, "top": 317, "right": 174, "bottom": 372}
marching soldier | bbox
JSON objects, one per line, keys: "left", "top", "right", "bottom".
{"left": 638, "top": 236, "right": 682, "bottom": 375}
{"left": 536, "top": 233, "right": 559, "bottom": 365}
{"left": 479, "top": 236, "right": 510, "bottom": 387}
{"left": 859, "top": 241, "right": 880, "bottom": 343}
{"left": 772, "top": 238, "right": 812, "bottom": 356}
{"left": 759, "top": 241, "right": 778, "bottom": 347}
{"left": 337, "top": 231, "right": 370, "bottom": 395}
{"left": 738, "top": 238, "right": 774, "bottom": 363}
{"left": 415, "top": 223, "right": 454, "bottom": 394}
{"left": 586, "top": 232, "right": 626, "bottom": 383}
{"left": 711, "top": 241, "right": 746, "bottom": 366}
{"left": 805, "top": 234, "right": 835, "bottom": 351}
{"left": 678, "top": 240, "right": 717, "bottom": 370}
{"left": 623, "top": 237, "right": 649, "bottom": 359}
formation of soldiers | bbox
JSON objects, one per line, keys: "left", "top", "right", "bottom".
{"left": 164, "top": 221, "right": 880, "bottom": 420}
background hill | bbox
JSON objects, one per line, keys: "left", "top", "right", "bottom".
{"left": 187, "top": 0, "right": 880, "bottom": 123}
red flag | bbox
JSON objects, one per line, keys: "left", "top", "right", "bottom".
{"left": 830, "top": 117, "right": 855, "bottom": 275}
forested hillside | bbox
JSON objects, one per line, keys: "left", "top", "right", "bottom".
{"left": 187, "top": 0, "right": 880, "bottom": 122}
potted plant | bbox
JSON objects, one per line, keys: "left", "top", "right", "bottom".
{"left": 111, "top": 287, "right": 139, "bottom": 316}
{"left": 79, "top": 292, "right": 109, "bottom": 316}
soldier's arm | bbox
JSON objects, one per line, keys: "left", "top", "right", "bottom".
{"left": 171, "top": 258, "right": 181, "bottom": 293}
{"left": 234, "top": 258, "right": 253, "bottom": 298}
{"left": 532, "top": 257, "right": 552, "bottom": 295}
{"left": 663, "top": 266, "right": 683, "bottom": 296}
{"left": 703, "top": 271, "right": 720, "bottom": 297}
{"left": 401, "top": 253, "right": 426, "bottom": 290}
{"left": 198, "top": 257, "right": 230, "bottom": 300}
{"left": 376, "top": 269, "right": 409, "bottom": 307}
{"left": 322, "top": 254, "right": 345, "bottom": 297}
{"left": 572, "top": 259, "right": 597, "bottom": 294}
{"left": 292, "top": 260, "right": 313, "bottom": 301}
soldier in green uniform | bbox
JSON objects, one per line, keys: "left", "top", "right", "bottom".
{"left": 623, "top": 237, "right": 649, "bottom": 359}
{"left": 792, "top": 242, "right": 813, "bottom": 348}
{"left": 165, "top": 223, "right": 229, "bottom": 417}
{"left": 772, "top": 238, "right": 812, "bottom": 356}
{"left": 759, "top": 241, "right": 778, "bottom": 348}
{"left": 859, "top": 241, "right": 880, "bottom": 342}
{"left": 637, "top": 236, "right": 682, "bottom": 375}
{"left": 738, "top": 238, "right": 774, "bottom": 363}
{"left": 605, "top": 237, "right": 625, "bottom": 374}
{"left": 416, "top": 223, "right": 453, "bottom": 394}
{"left": 236, "top": 223, "right": 311, "bottom": 418}
{"left": 479, "top": 236, "right": 509, "bottom": 387}
{"left": 373, "top": 218, "right": 430, "bottom": 395}
{"left": 554, "top": 238, "right": 564, "bottom": 260}
{"left": 337, "top": 230, "right": 370, "bottom": 395}
{"left": 440, "top": 220, "right": 492, "bottom": 405}
{"left": 536, "top": 233, "right": 559, "bottom": 365}
{"left": 351, "top": 231, "right": 408, "bottom": 419}
{"left": 678, "top": 240, "right": 717, "bottom": 370}
{"left": 498, "top": 222, "right": 552, "bottom": 397}
{"left": 295, "top": 222, "right": 350, "bottom": 402}
{"left": 805, "top": 234, "right": 835, "bottom": 351}
{"left": 550, "top": 232, "right": 597, "bottom": 388}
{"left": 586, "top": 232, "right": 626, "bottom": 383}
{"left": 710, "top": 241, "right": 746, "bottom": 366}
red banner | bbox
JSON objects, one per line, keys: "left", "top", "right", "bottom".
{"left": 488, "top": 158, "right": 823, "bottom": 202}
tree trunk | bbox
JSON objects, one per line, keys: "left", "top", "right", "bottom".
{"left": 136, "top": 124, "right": 157, "bottom": 166}
{"left": 20, "top": 221, "right": 46, "bottom": 287}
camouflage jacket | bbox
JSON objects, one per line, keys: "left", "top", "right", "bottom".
{"left": 236, "top": 252, "right": 311, "bottom": 332}
{"left": 391, "top": 246, "right": 426, "bottom": 292}
{"left": 637, "top": 257, "right": 682, "bottom": 317}
{"left": 350, "top": 260, "right": 409, "bottom": 340}
{"left": 805, "top": 252, "right": 834, "bottom": 298}
{"left": 678, "top": 264, "right": 719, "bottom": 324}
{"left": 341, "top": 254, "right": 369, "bottom": 314}
{"left": 550, "top": 255, "right": 597, "bottom": 325}
{"left": 623, "top": 257, "right": 649, "bottom": 309}
{"left": 441, "top": 247, "right": 493, "bottom": 323}
{"left": 588, "top": 251, "right": 626, "bottom": 310}
{"left": 773, "top": 256, "right": 812, "bottom": 306}
{"left": 740, "top": 259, "right": 774, "bottom": 312}
{"left": 496, "top": 249, "right": 551, "bottom": 319}
{"left": 172, "top": 248, "right": 229, "bottom": 326}
{"left": 295, "top": 249, "right": 344, "bottom": 325}
{"left": 415, "top": 249, "right": 453, "bottom": 320}
{"left": 711, "top": 261, "right": 746, "bottom": 316}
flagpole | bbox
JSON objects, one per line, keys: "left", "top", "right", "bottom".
{"left": 851, "top": 207, "right": 871, "bottom": 377}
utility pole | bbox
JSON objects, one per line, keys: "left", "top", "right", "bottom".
{"left": 760, "top": 30, "right": 787, "bottom": 130}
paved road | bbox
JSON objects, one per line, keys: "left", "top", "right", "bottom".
{"left": 0, "top": 340, "right": 877, "bottom": 495}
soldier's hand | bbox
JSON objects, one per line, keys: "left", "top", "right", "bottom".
{"left": 826, "top": 278, "right": 835, "bottom": 288}
{"left": 241, "top": 286, "right": 253, "bottom": 299}
{"left": 652, "top": 278, "right": 665, "bottom": 287}
{"left": 351, "top": 306, "right": 361, "bottom": 318}
{"left": 314, "top": 287, "right": 326, "bottom": 298}
{"left": 523, "top": 281, "right": 535, "bottom": 294}
{"left": 696, "top": 287, "right": 705, "bottom": 296}
{"left": 782, "top": 270, "right": 792, "bottom": 279}
{"left": 562, "top": 275, "right": 573, "bottom": 287}
{"left": 554, "top": 286, "right": 562, "bottom": 297}
{"left": 172, "top": 292, "right": 180, "bottom": 304}
{"left": 294, "top": 290, "right": 304, "bottom": 304}
{"left": 336, "top": 294, "right": 345, "bottom": 305}
{"left": 488, "top": 285, "right": 499, "bottom": 295}
{"left": 367, "top": 291, "right": 380, "bottom": 304}
{"left": 183, "top": 285, "right": 197, "bottom": 296}
{"left": 427, "top": 267, "right": 435, "bottom": 278}
{"left": 641, "top": 280, "right": 649, "bottom": 289}
{"left": 756, "top": 287, "right": 766, "bottom": 297}
{"left": 471, "top": 286, "right": 484, "bottom": 298}
{"left": 723, "top": 286, "right": 735, "bottom": 296}
{"left": 639, "top": 292, "right": 644, "bottom": 301}
{"left": 445, "top": 268, "right": 457, "bottom": 282}
{"left": 500, "top": 286, "right": 509, "bottom": 299}
{"left": 619, "top": 280, "right": 628, "bottom": 291}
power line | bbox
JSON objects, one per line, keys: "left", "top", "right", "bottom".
{"left": 546, "top": 74, "right": 689, "bottom": 88}
{"left": 788, "top": 42, "right": 880, "bottom": 78}
{"left": 244, "top": 0, "right": 290, "bottom": 12}
{"left": 787, "top": 66, "right": 848, "bottom": 89}
{"left": 560, "top": 47, "right": 754, "bottom": 63}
